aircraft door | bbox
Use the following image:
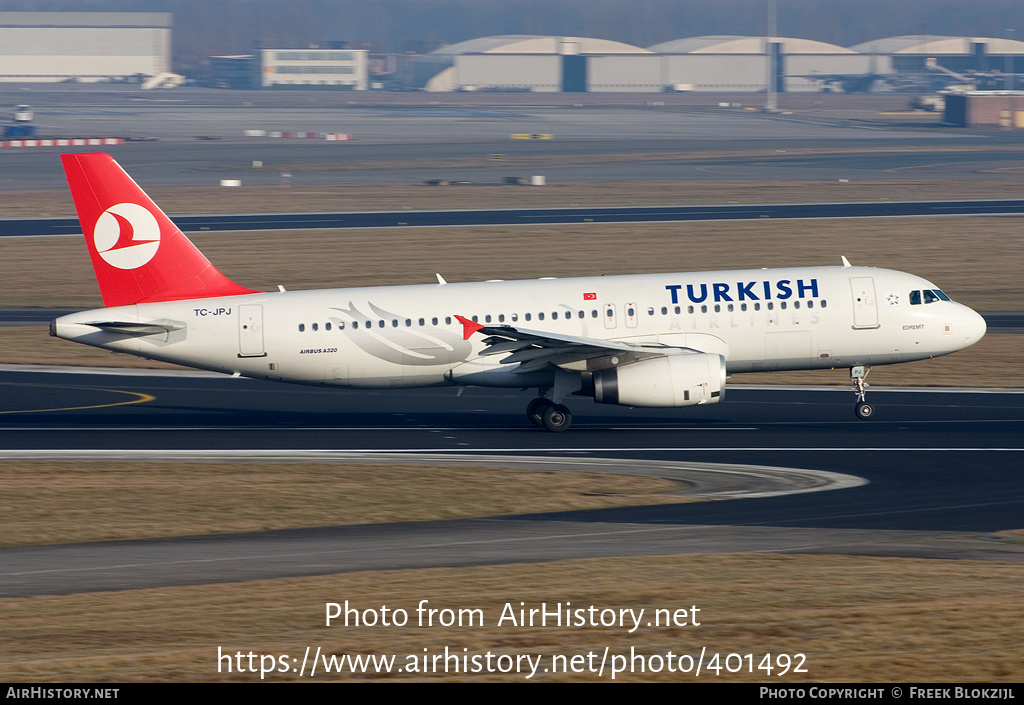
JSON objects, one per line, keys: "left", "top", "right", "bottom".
{"left": 850, "top": 277, "right": 879, "bottom": 329}
{"left": 238, "top": 304, "right": 266, "bottom": 357}
{"left": 603, "top": 303, "right": 617, "bottom": 329}
{"left": 624, "top": 302, "right": 638, "bottom": 328}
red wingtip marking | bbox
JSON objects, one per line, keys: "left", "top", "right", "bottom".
{"left": 455, "top": 314, "right": 485, "bottom": 340}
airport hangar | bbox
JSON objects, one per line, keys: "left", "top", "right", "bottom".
{"left": 0, "top": 11, "right": 171, "bottom": 83}
{"left": 412, "top": 33, "right": 1024, "bottom": 94}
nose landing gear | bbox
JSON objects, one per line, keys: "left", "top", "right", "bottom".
{"left": 851, "top": 366, "right": 874, "bottom": 420}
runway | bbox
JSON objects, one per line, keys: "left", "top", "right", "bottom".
{"left": 7, "top": 198, "right": 1024, "bottom": 237}
{"left": 1, "top": 366, "right": 1022, "bottom": 596}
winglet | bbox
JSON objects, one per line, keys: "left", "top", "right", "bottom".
{"left": 455, "top": 314, "right": 485, "bottom": 340}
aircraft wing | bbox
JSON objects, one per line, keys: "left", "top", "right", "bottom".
{"left": 455, "top": 314, "right": 680, "bottom": 374}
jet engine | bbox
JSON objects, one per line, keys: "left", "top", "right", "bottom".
{"left": 592, "top": 352, "right": 726, "bottom": 407}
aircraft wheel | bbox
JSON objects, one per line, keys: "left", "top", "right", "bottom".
{"left": 527, "top": 398, "right": 552, "bottom": 427}
{"left": 855, "top": 402, "right": 874, "bottom": 420}
{"left": 542, "top": 403, "right": 572, "bottom": 433}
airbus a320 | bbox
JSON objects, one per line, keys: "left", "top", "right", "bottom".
{"left": 51, "top": 153, "right": 987, "bottom": 431}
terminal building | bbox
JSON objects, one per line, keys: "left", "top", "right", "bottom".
{"left": 0, "top": 12, "right": 171, "bottom": 83}
{"left": 259, "top": 49, "right": 368, "bottom": 90}
{"left": 208, "top": 49, "right": 369, "bottom": 90}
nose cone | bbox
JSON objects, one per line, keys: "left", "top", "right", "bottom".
{"left": 960, "top": 306, "right": 987, "bottom": 350}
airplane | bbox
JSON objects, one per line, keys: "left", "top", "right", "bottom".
{"left": 51, "top": 152, "right": 987, "bottom": 432}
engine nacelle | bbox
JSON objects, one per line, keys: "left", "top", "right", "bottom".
{"left": 593, "top": 352, "right": 726, "bottom": 407}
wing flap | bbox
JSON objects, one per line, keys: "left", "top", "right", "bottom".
{"left": 455, "top": 314, "right": 678, "bottom": 373}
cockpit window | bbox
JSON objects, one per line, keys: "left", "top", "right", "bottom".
{"left": 911, "top": 289, "right": 948, "bottom": 305}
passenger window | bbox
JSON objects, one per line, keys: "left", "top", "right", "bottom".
{"left": 714, "top": 304, "right": 720, "bottom": 313}
{"left": 727, "top": 304, "right": 734, "bottom": 312}
{"left": 499, "top": 314, "right": 505, "bottom": 322}
{"left": 485, "top": 315, "right": 492, "bottom": 323}
{"left": 312, "top": 323, "right": 318, "bottom": 331}
{"left": 405, "top": 319, "right": 411, "bottom": 327}
{"left": 578, "top": 310, "right": 585, "bottom": 319}
{"left": 392, "top": 319, "right": 398, "bottom": 327}
{"left": 740, "top": 303, "right": 747, "bottom": 312}
{"left": 821, "top": 300, "right": 827, "bottom": 308}
{"left": 512, "top": 313, "right": 519, "bottom": 322}
{"left": 525, "top": 313, "right": 532, "bottom": 321}
{"left": 767, "top": 302, "right": 774, "bottom": 310}
{"left": 352, "top": 321, "right": 358, "bottom": 329}
{"left": 674, "top": 306, "right": 680, "bottom": 314}
{"left": 325, "top": 322, "right": 332, "bottom": 331}
{"left": 419, "top": 318, "right": 425, "bottom": 326}
{"left": 432, "top": 317, "right": 438, "bottom": 325}
{"left": 551, "top": 312, "right": 558, "bottom": 320}
{"left": 807, "top": 301, "right": 814, "bottom": 309}
{"left": 538, "top": 312, "right": 545, "bottom": 320}
{"left": 701, "top": 305, "right": 707, "bottom": 313}
{"left": 338, "top": 322, "right": 345, "bottom": 330}
{"left": 688, "top": 306, "right": 694, "bottom": 314}
{"left": 754, "top": 303, "right": 760, "bottom": 311}
{"left": 298, "top": 323, "right": 305, "bottom": 332}
{"left": 445, "top": 317, "right": 451, "bottom": 325}
{"left": 378, "top": 320, "right": 384, "bottom": 328}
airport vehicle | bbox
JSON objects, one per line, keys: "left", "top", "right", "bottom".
{"left": 52, "top": 153, "right": 987, "bottom": 431}
{"left": 13, "top": 104, "right": 32, "bottom": 122}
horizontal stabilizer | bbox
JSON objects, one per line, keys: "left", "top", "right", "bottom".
{"left": 83, "top": 319, "right": 186, "bottom": 336}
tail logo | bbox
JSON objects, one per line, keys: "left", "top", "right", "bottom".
{"left": 92, "top": 203, "right": 161, "bottom": 270}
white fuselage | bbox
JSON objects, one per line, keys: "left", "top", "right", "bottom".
{"left": 53, "top": 265, "right": 986, "bottom": 391}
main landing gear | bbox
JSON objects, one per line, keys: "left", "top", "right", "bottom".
{"left": 527, "top": 397, "right": 573, "bottom": 432}
{"left": 851, "top": 365, "right": 874, "bottom": 420}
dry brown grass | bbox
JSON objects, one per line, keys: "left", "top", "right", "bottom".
{"left": 0, "top": 460, "right": 682, "bottom": 547}
{"left": 2, "top": 555, "right": 1022, "bottom": 682}
{"left": 6, "top": 174, "right": 1024, "bottom": 217}
{"left": 2, "top": 214, "right": 1023, "bottom": 310}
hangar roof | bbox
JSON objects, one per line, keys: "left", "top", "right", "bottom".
{"left": 649, "top": 36, "right": 855, "bottom": 54}
{"left": 432, "top": 35, "right": 650, "bottom": 55}
{"left": 0, "top": 11, "right": 170, "bottom": 28}
{"left": 852, "top": 35, "right": 1024, "bottom": 54}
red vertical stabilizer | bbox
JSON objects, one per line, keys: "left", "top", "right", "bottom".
{"left": 61, "top": 153, "right": 260, "bottom": 307}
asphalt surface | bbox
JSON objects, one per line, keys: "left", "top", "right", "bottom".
{"left": 1, "top": 366, "right": 1022, "bottom": 596}
{"left": 6, "top": 198, "right": 1024, "bottom": 237}
{"left": 3, "top": 89, "right": 1024, "bottom": 191}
